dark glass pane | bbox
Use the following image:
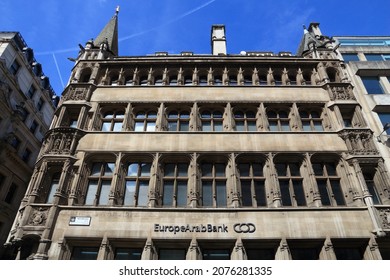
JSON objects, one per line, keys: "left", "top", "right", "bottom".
{"left": 317, "top": 179, "right": 331, "bottom": 206}
{"left": 281, "top": 121, "right": 290, "bottom": 131}
{"left": 179, "top": 121, "right": 189, "bottom": 131}
{"left": 238, "top": 163, "right": 250, "bottom": 176}
{"left": 202, "top": 181, "right": 213, "bottom": 206}
{"left": 279, "top": 181, "right": 292, "bottom": 206}
{"left": 334, "top": 247, "right": 363, "bottom": 260}
{"left": 137, "top": 181, "right": 149, "bottom": 206}
{"left": 159, "top": 249, "right": 186, "bottom": 260}
{"left": 267, "top": 110, "right": 277, "bottom": 118}
{"left": 241, "top": 180, "right": 252, "bottom": 206}
{"left": 214, "top": 122, "right": 223, "bottom": 131}
{"left": 275, "top": 163, "right": 287, "bottom": 176}
{"left": 203, "top": 249, "right": 230, "bottom": 260}
{"left": 330, "top": 180, "right": 345, "bottom": 205}
{"left": 246, "top": 248, "right": 275, "bottom": 260}
{"left": 202, "top": 121, "right": 212, "bottom": 131}
{"left": 180, "top": 111, "right": 190, "bottom": 118}
{"left": 201, "top": 163, "right": 213, "bottom": 176}
{"left": 140, "top": 163, "right": 151, "bottom": 176}
{"left": 247, "top": 121, "right": 257, "bottom": 131}
{"left": 299, "top": 110, "right": 309, "bottom": 118}
{"left": 176, "top": 181, "right": 188, "bottom": 207}
{"left": 115, "top": 248, "right": 142, "bottom": 260}
{"left": 289, "top": 163, "right": 300, "bottom": 176}
{"left": 98, "top": 180, "right": 111, "bottom": 205}
{"left": 103, "top": 111, "right": 114, "bottom": 118}
{"left": 201, "top": 111, "right": 211, "bottom": 118}
{"left": 168, "top": 111, "right": 178, "bottom": 118}
{"left": 136, "top": 112, "right": 145, "bottom": 118}
{"left": 177, "top": 163, "right": 188, "bottom": 176}
{"left": 342, "top": 53, "right": 359, "bottom": 62}
{"left": 292, "top": 180, "right": 306, "bottom": 206}
{"left": 246, "top": 111, "right": 256, "bottom": 118}
{"left": 312, "top": 163, "right": 323, "bottom": 176}
{"left": 235, "top": 121, "right": 245, "bottom": 131}
{"left": 290, "top": 247, "right": 320, "bottom": 260}
{"left": 365, "top": 54, "right": 384, "bottom": 61}
{"left": 325, "top": 163, "right": 337, "bottom": 176}
{"left": 91, "top": 163, "right": 102, "bottom": 176}
{"left": 302, "top": 121, "right": 311, "bottom": 131}
{"left": 71, "top": 247, "right": 99, "bottom": 260}
{"left": 366, "top": 180, "right": 381, "bottom": 205}
{"left": 268, "top": 121, "right": 278, "bottom": 131}
{"left": 254, "top": 180, "right": 267, "bottom": 206}
{"left": 313, "top": 121, "right": 323, "bottom": 131}
{"left": 216, "top": 181, "right": 227, "bottom": 207}
{"left": 253, "top": 163, "right": 263, "bottom": 176}
{"left": 279, "top": 111, "right": 288, "bottom": 118}
{"left": 215, "top": 164, "right": 225, "bottom": 176}
{"left": 116, "top": 111, "right": 125, "bottom": 118}
{"left": 234, "top": 111, "right": 244, "bottom": 118}
{"left": 163, "top": 181, "right": 174, "bottom": 206}
{"left": 147, "top": 111, "right": 157, "bottom": 118}
{"left": 213, "top": 111, "right": 223, "bottom": 118}
{"left": 85, "top": 180, "right": 98, "bottom": 205}
{"left": 164, "top": 164, "right": 176, "bottom": 176}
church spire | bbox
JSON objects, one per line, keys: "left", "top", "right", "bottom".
{"left": 94, "top": 7, "right": 119, "bottom": 56}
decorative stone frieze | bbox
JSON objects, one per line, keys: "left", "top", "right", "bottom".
{"left": 62, "top": 84, "right": 95, "bottom": 101}
{"left": 39, "top": 127, "right": 86, "bottom": 157}
{"left": 325, "top": 84, "right": 356, "bottom": 101}
{"left": 338, "top": 129, "right": 378, "bottom": 156}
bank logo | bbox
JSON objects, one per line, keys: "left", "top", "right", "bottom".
{"left": 233, "top": 223, "right": 256, "bottom": 233}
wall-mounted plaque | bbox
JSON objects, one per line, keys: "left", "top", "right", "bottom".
{"left": 69, "top": 216, "right": 91, "bottom": 226}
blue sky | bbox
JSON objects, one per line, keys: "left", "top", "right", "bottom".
{"left": 1, "top": 0, "right": 389, "bottom": 94}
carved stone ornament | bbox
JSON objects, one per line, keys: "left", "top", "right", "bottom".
{"left": 379, "top": 208, "right": 390, "bottom": 230}
{"left": 327, "top": 84, "right": 356, "bottom": 101}
{"left": 338, "top": 129, "right": 379, "bottom": 156}
{"left": 62, "top": 86, "right": 90, "bottom": 101}
{"left": 28, "top": 207, "right": 49, "bottom": 226}
{"left": 39, "top": 127, "right": 85, "bottom": 157}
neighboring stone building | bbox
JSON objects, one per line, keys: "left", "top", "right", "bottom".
{"left": 0, "top": 32, "right": 57, "bottom": 259}
{"left": 5, "top": 11, "right": 390, "bottom": 260}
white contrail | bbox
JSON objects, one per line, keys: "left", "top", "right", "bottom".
{"left": 119, "top": 0, "right": 218, "bottom": 42}
{"left": 52, "top": 53, "right": 65, "bottom": 88}
{"left": 35, "top": 0, "right": 217, "bottom": 55}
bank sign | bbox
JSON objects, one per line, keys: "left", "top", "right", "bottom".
{"left": 154, "top": 223, "right": 256, "bottom": 234}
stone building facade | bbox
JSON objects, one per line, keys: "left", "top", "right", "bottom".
{"left": 0, "top": 32, "right": 57, "bottom": 259}
{"left": 5, "top": 13, "right": 390, "bottom": 260}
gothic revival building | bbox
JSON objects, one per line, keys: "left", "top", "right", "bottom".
{"left": 5, "top": 12, "right": 390, "bottom": 260}
{"left": 0, "top": 32, "right": 57, "bottom": 259}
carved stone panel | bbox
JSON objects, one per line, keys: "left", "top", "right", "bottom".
{"left": 378, "top": 208, "right": 390, "bottom": 230}
{"left": 28, "top": 207, "right": 50, "bottom": 226}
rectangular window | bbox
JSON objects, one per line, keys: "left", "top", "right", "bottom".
{"left": 275, "top": 163, "right": 305, "bottom": 207}
{"left": 364, "top": 54, "right": 385, "bottom": 61}
{"left": 30, "top": 121, "right": 38, "bottom": 134}
{"left": 22, "top": 148, "right": 32, "bottom": 162}
{"left": 202, "top": 249, "right": 230, "bottom": 260}
{"left": 71, "top": 246, "right": 99, "bottom": 260}
{"left": 378, "top": 113, "right": 390, "bottom": 132}
{"left": 27, "top": 85, "right": 36, "bottom": 98}
{"left": 114, "top": 248, "right": 142, "bottom": 260}
{"left": 313, "top": 162, "right": 344, "bottom": 206}
{"left": 10, "top": 59, "right": 20, "bottom": 75}
{"left": 37, "top": 98, "right": 44, "bottom": 111}
{"left": 5, "top": 184, "right": 17, "bottom": 204}
{"left": 159, "top": 249, "right": 186, "bottom": 260}
{"left": 46, "top": 174, "right": 60, "bottom": 203}
{"left": 342, "top": 53, "right": 360, "bottom": 62}
{"left": 361, "top": 76, "right": 385, "bottom": 94}
{"left": 288, "top": 240, "right": 323, "bottom": 260}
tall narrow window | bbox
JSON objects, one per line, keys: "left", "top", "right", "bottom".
{"left": 124, "top": 162, "right": 151, "bottom": 206}
{"left": 10, "top": 59, "right": 20, "bottom": 75}
{"left": 200, "top": 110, "right": 223, "bottom": 131}
{"left": 201, "top": 162, "right": 226, "bottom": 207}
{"left": 162, "top": 163, "right": 188, "bottom": 207}
{"left": 238, "top": 162, "right": 266, "bottom": 207}
{"left": 85, "top": 162, "right": 115, "bottom": 205}
{"left": 30, "top": 120, "right": 39, "bottom": 134}
{"left": 5, "top": 184, "right": 17, "bottom": 204}
{"left": 234, "top": 109, "right": 257, "bottom": 131}
{"left": 167, "top": 110, "right": 190, "bottom": 131}
{"left": 275, "top": 162, "right": 306, "bottom": 206}
{"left": 101, "top": 110, "right": 125, "bottom": 132}
{"left": 37, "top": 98, "right": 44, "bottom": 111}
{"left": 312, "top": 162, "right": 345, "bottom": 206}
{"left": 267, "top": 109, "right": 290, "bottom": 131}
{"left": 363, "top": 171, "right": 382, "bottom": 205}
{"left": 134, "top": 110, "right": 157, "bottom": 131}
{"left": 299, "top": 109, "right": 323, "bottom": 131}
{"left": 46, "top": 173, "right": 61, "bottom": 203}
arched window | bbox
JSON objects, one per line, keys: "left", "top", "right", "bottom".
{"left": 162, "top": 162, "right": 189, "bottom": 207}
{"left": 200, "top": 109, "right": 223, "bottom": 131}
{"left": 234, "top": 109, "right": 257, "bottom": 131}
{"left": 167, "top": 110, "right": 190, "bottom": 131}
{"left": 101, "top": 110, "right": 125, "bottom": 132}
{"left": 267, "top": 108, "right": 290, "bottom": 131}
{"left": 200, "top": 161, "right": 227, "bottom": 207}
{"left": 85, "top": 162, "right": 115, "bottom": 205}
{"left": 134, "top": 110, "right": 157, "bottom": 131}
{"left": 123, "top": 162, "right": 151, "bottom": 206}
{"left": 237, "top": 161, "right": 266, "bottom": 207}
{"left": 275, "top": 161, "right": 306, "bottom": 206}
{"left": 299, "top": 107, "right": 324, "bottom": 131}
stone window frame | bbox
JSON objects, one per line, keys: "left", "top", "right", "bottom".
{"left": 198, "top": 105, "right": 225, "bottom": 132}
{"left": 100, "top": 109, "right": 126, "bottom": 132}
{"left": 297, "top": 105, "right": 325, "bottom": 132}
{"left": 232, "top": 105, "right": 258, "bottom": 132}
{"left": 132, "top": 106, "right": 159, "bottom": 132}
{"left": 165, "top": 106, "right": 192, "bottom": 132}
{"left": 236, "top": 155, "right": 268, "bottom": 207}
